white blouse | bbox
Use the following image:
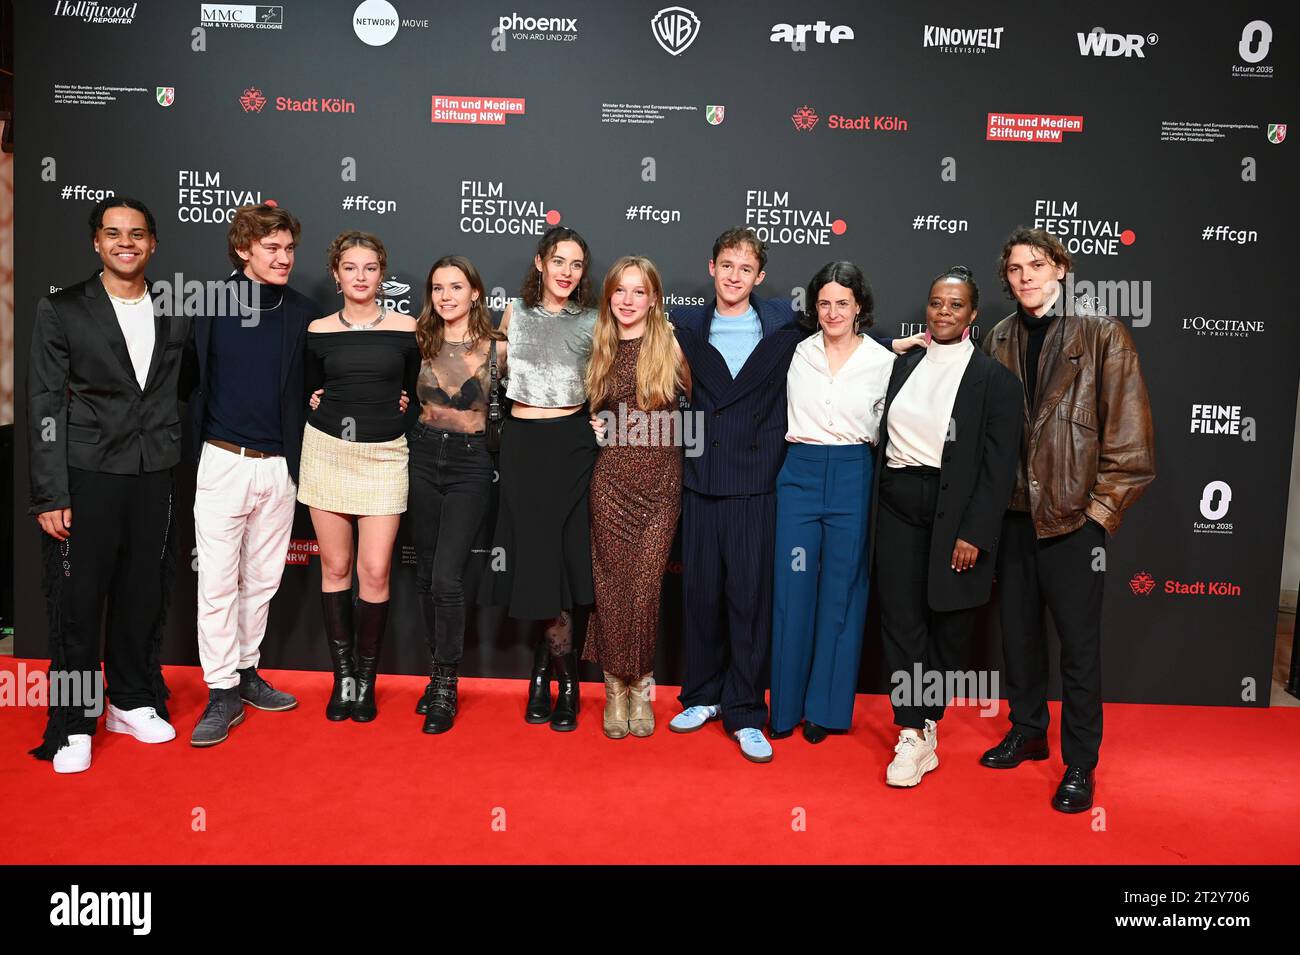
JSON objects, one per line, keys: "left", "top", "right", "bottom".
{"left": 785, "top": 332, "right": 896, "bottom": 446}
{"left": 885, "top": 338, "right": 974, "bottom": 469}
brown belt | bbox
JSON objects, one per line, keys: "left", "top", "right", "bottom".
{"left": 207, "top": 439, "right": 280, "bottom": 459}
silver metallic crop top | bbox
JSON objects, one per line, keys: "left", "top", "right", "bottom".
{"left": 504, "top": 297, "right": 597, "bottom": 407}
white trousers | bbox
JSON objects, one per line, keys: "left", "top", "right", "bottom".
{"left": 194, "top": 442, "right": 297, "bottom": 689}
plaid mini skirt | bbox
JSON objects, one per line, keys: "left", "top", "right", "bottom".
{"left": 296, "top": 423, "right": 409, "bottom": 515}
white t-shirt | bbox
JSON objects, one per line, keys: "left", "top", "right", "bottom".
{"left": 785, "top": 332, "right": 896, "bottom": 445}
{"left": 885, "top": 338, "right": 975, "bottom": 469}
{"left": 108, "top": 294, "right": 156, "bottom": 389}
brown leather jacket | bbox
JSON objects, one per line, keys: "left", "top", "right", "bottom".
{"left": 983, "top": 306, "right": 1155, "bottom": 538}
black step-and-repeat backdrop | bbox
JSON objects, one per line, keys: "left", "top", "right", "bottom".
{"left": 13, "top": 1, "right": 1299, "bottom": 706}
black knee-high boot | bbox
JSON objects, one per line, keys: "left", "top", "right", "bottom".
{"left": 321, "top": 590, "right": 355, "bottom": 722}
{"left": 351, "top": 598, "right": 388, "bottom": 723}
{"left": 550, "top": 650, "right": 580, "bottom": 732}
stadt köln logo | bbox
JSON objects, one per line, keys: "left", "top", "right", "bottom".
{"left": 791, "top": 105, "right": 819, "bottom": 131}
{"left": 1268, "top": 123, "right": 1286, "bottom": 144}
{"left": 239, "top": 87, "right": 268, "bottom": 113}
{"left": 1129, "top": 571, "right": 1156, "bottom": 596}
{"left": 156, "top": 86, "right": 174, "bottom": 107}
{"left": 705, "top": 104, "right": 725, "bottom": 125}
{"left": 652, "top": 6, "right": 700, "bottom": 56}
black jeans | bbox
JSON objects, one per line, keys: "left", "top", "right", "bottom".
{"left": 996, "top": 511, "right": 1106, "bottom": 769}
{"left": 407, "top": 423, "right": 493, "bottom": 665}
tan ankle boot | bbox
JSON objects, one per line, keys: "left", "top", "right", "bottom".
{"left": 602, "top": 672, "right": 629, "bottom": 739}
{"left": 628, "top": 673, "right": 655, "bottom": 737}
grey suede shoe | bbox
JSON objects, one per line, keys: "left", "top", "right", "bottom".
{"left": 238, "top": 667, "right": 298, "bottom": 712}
{"left": 190, "top": 687, "right": 246, "bottom": 747}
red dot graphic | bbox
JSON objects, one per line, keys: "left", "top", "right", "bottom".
{"left": 546, "top": 209, "right": 562, "bottom": 225}
{"left": 265, "top": 199, "right": 278, "bottom": 207}
{"left": 831, "top": 218, "right": 847, "bottom": 236}
{"left": 1120, "top": 229, "right": 1135, "bottom": 245}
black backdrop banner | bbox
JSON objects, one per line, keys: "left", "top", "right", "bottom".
{"left": 12, "top": 1, "right": 1299, "bottom": 706}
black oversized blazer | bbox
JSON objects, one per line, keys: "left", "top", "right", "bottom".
{"left": 27, "top": 273, "right": 193, "bottom": 514}
{"left": 869, "top": 344, "right": 1024, "bottom": 612}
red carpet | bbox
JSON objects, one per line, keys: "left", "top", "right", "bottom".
{"left": 1, "top": 657, "right": 1297, "bottom": 864}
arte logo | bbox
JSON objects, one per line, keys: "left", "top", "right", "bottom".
{"left": 1268, "top": 123, "right": 1286, "bottom": 144}
{"left": 1033, "top": 199, "right": 1132, "bottom": 256}
{"left": 651, "top": 6, "right": 699, "bottom": 56}
{"left": 923, "top": 24, "right": 1004, "bottom": 53}
{"left": 1233, "top": 20, "right": 1273, "bottom": 78}
{"left": 791, "top": 106, "right": 819, "bottom": 131}
{"left": 156, "top": 86, "right": 175, "bottom": 107}
{"left": 705, "top": 105, "right": 725, "bottom": 125}
{"left": 496, "top": 12, "right": 579, "bottom": 40}
{"left": 1128, "top": 571, "right": 1155, "bottom": 595}
{"left": 52, "top": 1, "right": 137, "bottom": 24}
{"left": 792, "top": 105, "right": 907, "bottom": 132}
{"left": 1076, "top": 28, "right": 1158, "bottom": 57}
{"left": 770, "top": 21, "right": 854, "bottom": 45}
{"left": 1190, "top": 403, "right": 1255, "bottom": 440}
{"left": 1182, "top": 315, "right": 1264, "bottom": 339}
{"left": 745, "top": 188, "right": 847, "bottom": 247}
{"left": 200, "top": 4, "right": 284, "bottom": 29}
{"left": 1194, "top": 480, "right": 1233, "bottom": 535}
{"left": 432, "top": 95, "right": 526, "bottom": 125}
{"left": 379, "top": 276, "right": 412, "bottom": 314}
{"left": 353, "top": 0, "right": 398, "bottom": 45}
{"left": 239, "top": 87, "right": 267, "bottom": 112}
{"left": 459, "top": 179, "right": 558, "bottom": 236}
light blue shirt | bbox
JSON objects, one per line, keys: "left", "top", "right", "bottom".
{"left": 709, "top": 306, "right": 762, "bottom": 378}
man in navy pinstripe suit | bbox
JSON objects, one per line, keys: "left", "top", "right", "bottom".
{"left": 666, "top": 229, "right": 914, "bottom": 762}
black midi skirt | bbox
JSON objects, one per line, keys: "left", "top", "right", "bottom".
{"left": 488, "top": 409, "right": 599, "bottom": 620}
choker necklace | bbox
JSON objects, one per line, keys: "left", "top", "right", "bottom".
{"left": 232, "top": 281, "right": 284, "bottom": 312}
{"left": 339, "top": 303, "right": 387, "bottom": 330}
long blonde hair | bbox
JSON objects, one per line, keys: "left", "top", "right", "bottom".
{"left": 586, "top": 256, "right": 682, "bottom": 412}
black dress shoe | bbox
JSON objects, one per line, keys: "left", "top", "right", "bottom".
{"left": 524, "top": 641, "right": 553, "bottom": 724}
{"left": 979, "top": 729, "right": 1049, "bottom": 768}
{"left": 802, "top": 721, "right": 829, "bottom": 744}
{"left": 767, "top": 725, "right": 794, "bottom": 740}
{"left": 1052, "top": 765, "right": 1095, "bottom": 813}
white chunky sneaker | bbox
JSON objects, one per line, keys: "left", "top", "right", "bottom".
{"left": 886, "top": 725, "right": 938, "bottom": 787}
{"left": 53, "top": 734, "right": 93, "bottom": 774}
{"left": 106, "top": 704, "right": 177, "bottom": 744}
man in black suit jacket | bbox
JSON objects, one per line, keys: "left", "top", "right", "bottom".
{"left": 27, "top": 197, "right": 190, "bottom": 773}
{"left": 182, "top": 204, "right": 322, "bottom": 747}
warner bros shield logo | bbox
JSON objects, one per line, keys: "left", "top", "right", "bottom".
{"left": 652, "top": 6, "right": 700, "bottom": 56}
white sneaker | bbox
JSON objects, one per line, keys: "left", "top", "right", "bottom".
{"left": 886, "top": 726, "right": 938, "bottom": 787}
{"left": 106, "top": 704, "right": 177, "bottom": 744}
{"left": 53, "top": 734, "right": 92, "bottom": 774}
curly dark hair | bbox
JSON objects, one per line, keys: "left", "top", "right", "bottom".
{"left": 929, "top": 265, "right": 979, "bottom": 310}
{"left": 520, "top": 226, "right": 593, "bottom": 309}
{"left": 799, "top": 260, "right": 874, "bottom": 334}
{"left": 997, "top": 226, "right": 1071, "bottom": 300}
{"left": 89, "top": 196, "right": 157, "bottom": 241}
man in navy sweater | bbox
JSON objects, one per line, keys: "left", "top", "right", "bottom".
{"left": 667, "top": 228, "right": 916, "bottom": 762}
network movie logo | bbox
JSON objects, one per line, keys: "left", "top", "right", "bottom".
{"left": 1033, "top": 199, "right": 1132, "bottom": 256}
{"left": 1194, "top": 480, "right": 1233, "bottom": 536}
{"left": 745, "top": 188, "right": 846, "bottom": 247}
{"left": 923, "top": 24, "right": 1004, "bottom": 53}
{"left": 1233, "top": 20, "right": 1273, "bottom": 79}
{"left": 770, "top": 21, "right": 854, "bottom": 45}
{"left": 1129, "top": 572, "right": 1242, "bottom": 598}
{"left": 791, "top": 105, "right": 906, "bottom": 132}
{"left": 1076, "top": 28, "right": 1158, "bottom": 57}
{"left": 1182, "top": 315, "right": 1264, "bottom": 339}
{"left": 200, "top": 4, "right": 284, "bottom": 29}
{"left": 52, "top": 1, "right": 137, "bottom": 24}
{"left": 652, "top": 6, "right": 699, "bottom": 56}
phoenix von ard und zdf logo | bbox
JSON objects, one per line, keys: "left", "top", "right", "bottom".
{"left": 791, "top": 105, "right": 819, "bottom": 131}
{"left": 706, "top": 104, "right": 725, "bottom": 125}
{"left": 1129, "top": 571, "right": 1156, "bottom": 596}
{"left": 1268, "top": 123, "right": 1286, "bottom": 144}
{"left": 652, "top": 6, "right": 700, "bottom": 56}
{"left": 240, "top": 88, "right": 268, "bottom": 113}
{"left": 156, "top": 87, "right": 175, "bottom": 107}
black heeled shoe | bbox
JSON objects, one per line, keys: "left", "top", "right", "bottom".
{"left": 351, "top": 598, "right": 388, "bottom": 723}
{"left": 549, "top": 650, "right": 580, "bottom": 732}
{"left": 321, "top": 590, "right": 355, "bottom": 722}
{"left": 524, "top": 640, "right": 553, "bottom": 724}
{"left": 422, "top": 663, "right": 459, "bottom": 734}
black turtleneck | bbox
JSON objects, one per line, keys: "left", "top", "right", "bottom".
{"left": 204, "top": 274, "right": 286, "bottom": 454}
{"left": 1019, "top": 305, "right": 1055, "bottom": 412}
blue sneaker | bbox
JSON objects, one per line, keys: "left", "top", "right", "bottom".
{"left": 734, "top": 727, "right": 773, "bottom": 763}
{"left": 669, "top": 704, "right": 721, "bottom": 733}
